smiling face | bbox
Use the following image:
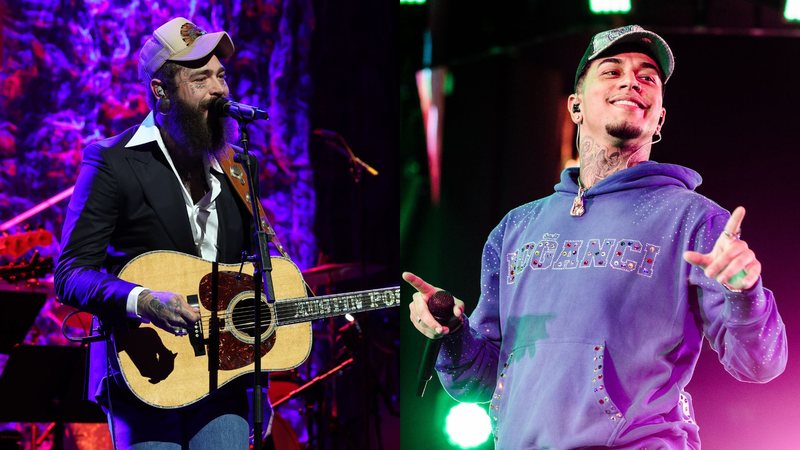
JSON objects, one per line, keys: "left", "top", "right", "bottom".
{"left": 570, "top": 51, "right": 666, "bottom": 146}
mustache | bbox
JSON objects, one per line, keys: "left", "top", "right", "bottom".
{"left": 200, "top": 97, "right": 229, "bottom": 115}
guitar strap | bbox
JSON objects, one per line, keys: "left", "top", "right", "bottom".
{"left": 218, "top": 146, "right": 289, "bottom": 259}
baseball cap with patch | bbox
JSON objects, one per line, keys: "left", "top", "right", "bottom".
{"left": 139, "top": 17, "right": 235, "bottom": 82}
{"left": 574, "top": 25, "right": 674, "bottom": 90}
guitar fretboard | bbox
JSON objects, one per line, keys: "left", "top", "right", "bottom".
{"left": 275, "top": 286, "right": 400, "bottom": 325}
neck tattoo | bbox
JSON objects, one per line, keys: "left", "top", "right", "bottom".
{"left": 578, "top": 136, "right": 644, "bottom": 188}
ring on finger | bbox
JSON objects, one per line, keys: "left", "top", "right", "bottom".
{"left": 724, "top": 268, "right": 748, "bottom": 293}
{"left": 727, "top": 268, "right": 748, "bottom": 285}
{"left": 723, "top": 229, "right": 742, "bottom": 240}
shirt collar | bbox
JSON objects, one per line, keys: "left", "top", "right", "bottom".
{"left": 124, "top": 111, "right": 165, "bottom": 150}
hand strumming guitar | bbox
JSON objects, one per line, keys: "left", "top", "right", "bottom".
{"left": 137, "top": 290, "right": 201, "bottom": 336}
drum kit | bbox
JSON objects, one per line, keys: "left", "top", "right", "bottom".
{"left": 0, "top": 232, "right": 382, "bottom": 450}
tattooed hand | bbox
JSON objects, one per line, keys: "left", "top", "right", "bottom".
{"left": 137, "top": 290, "right": 200, "bottom": 335}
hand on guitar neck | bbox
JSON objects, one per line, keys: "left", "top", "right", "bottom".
{"left": 137, "top": 290, "right": 201, "bottom": 335}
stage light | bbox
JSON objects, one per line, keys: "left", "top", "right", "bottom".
{"left": 345, "top": 313, "right": 355, "bottom": 322}
{"left": 589, "top": 0, "right": 631, "bottom": 14}
{"left": 786, "top": 0, "right": 800, "bottom": 20}
{"left": 400, "top": 0, "right": 426, "bottom": 5}
{"left": 444, "top": 403, "right": 492, "bottom": 448}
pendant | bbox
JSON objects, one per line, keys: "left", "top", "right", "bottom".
{"left": 570, "top": 187, "right": 586, "bottom": 217}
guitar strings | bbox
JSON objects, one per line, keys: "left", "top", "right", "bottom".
{"left": 192, "top": 300, "right": 395, "bottom": 331}
{"left": 184, "top": 288, "right": 399, "bottom": 332}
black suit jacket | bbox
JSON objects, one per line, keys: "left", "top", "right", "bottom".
{"left": 55, "top": 125, "right": 252, "bottom": 321}
{"left": 54, "top": 124, "right": 253, "bottom": 401}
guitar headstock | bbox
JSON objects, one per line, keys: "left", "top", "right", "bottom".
{"left": 0, "top": 229, "right": 54, "bottom": 259}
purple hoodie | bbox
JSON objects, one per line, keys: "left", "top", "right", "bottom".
{"left": 436, "top": 162, "right": 786, "bottom": 449}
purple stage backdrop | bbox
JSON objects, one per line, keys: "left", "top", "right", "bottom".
{"left": 0, "top": 0, "right": 317, "bottom": 268}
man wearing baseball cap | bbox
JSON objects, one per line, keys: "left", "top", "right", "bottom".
{"left": 405, "top": 25, "right": 786, "bottom": 448}
{"left": 56, "top": 17, "right": 262, "bottom": 449}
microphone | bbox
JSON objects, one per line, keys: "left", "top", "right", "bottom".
{"left": 417, "top": 290, "right": 462, "bottom": 397}
{"left": 312, "top": 128, "right": 379, "bottom": 177}
{"left": 212, "top": 97, "right": 269, "bottom": 121}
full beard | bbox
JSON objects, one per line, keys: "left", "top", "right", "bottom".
{"left": 605, "top": 122, "right": 643, "bottom": 141}
{"left": 165, "top": 96, "right": 232, "bottom": 159}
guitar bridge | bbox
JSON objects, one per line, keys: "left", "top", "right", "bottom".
{"left": 186, "top": 295, "right": 206, "bottom": 356}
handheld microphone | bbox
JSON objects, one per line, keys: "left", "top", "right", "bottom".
{"left": 212, "top": 97, "right": 269, "bottom": 121}
{"left": 417, "top": 290, "right": 462, "bottom": 397}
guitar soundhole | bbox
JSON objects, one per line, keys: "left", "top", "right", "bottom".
{"left": 231, "top": 297, "right": 273, "bottom": 337}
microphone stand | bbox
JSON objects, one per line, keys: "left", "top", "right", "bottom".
{"left": 233, "top": 115, "right": 275, "bottom": 450}
{"left": 319, "top": 132, "right": 379, "bottom": 285}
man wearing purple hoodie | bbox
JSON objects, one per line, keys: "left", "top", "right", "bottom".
{"left": 404, "top": 25, "right": 787, "bottom": 449}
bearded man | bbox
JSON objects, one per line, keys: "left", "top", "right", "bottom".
{"left": 55, "top": 17, "right": 261, "bottom": 449}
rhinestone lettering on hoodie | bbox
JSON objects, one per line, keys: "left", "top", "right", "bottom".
{"left": 505, "top": 234, "right": 661, "bottom": 284}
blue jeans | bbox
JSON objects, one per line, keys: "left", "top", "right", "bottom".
{"left": 102, "top": 380, "right": 254, "bottom": 449}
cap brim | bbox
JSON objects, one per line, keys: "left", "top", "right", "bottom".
{"left": 574, "top": 28, "right": 675, "bottom": 90}
{"left": 168, "top": 31, "right": 235, "bottom": 63}
{"left": 588, "top": 30, "right": 674, "bottom": 83}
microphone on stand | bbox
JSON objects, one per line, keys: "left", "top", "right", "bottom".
{"left": 417, "top": 290, "right": 462, "bottom": 397}
{"left": 312, "top": 128, "right": 379, "bottom": 177}
{"left": 212, "top": 97, "right": 269, "bottom": 121}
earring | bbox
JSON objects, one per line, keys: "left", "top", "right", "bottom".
{"left": 652, "top": 131, "right": 662, "bottom": 144}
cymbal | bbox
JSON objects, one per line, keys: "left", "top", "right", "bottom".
{"left": 301, "top": 262, "right": 383, "bottom": 287}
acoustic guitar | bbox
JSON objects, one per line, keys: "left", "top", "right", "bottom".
{"left": 114, "top": 250, "right": 399, "bottom": 408}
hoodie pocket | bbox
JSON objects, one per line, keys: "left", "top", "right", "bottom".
{"left": 490, "top": 339, "right": 627, "bottom": 449}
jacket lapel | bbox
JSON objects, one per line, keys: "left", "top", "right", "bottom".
{"left": 213, "top": 169, "right": 248, "bottom": 263}
{"left": 124, "top": 142, "right": 196, "bottom": 254}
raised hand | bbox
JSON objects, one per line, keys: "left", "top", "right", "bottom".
{"left": 683, "top": 206, "right": 761, "bottom": 291}
{"left": 403, "top": 272, "right": 465, "bottom": 339}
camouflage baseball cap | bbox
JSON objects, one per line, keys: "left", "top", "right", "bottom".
{"left": 574, "top": 25, "right": 674, "bottom": 90}
{"left": 139, "top": 17, "right": 235, "bottom": 82}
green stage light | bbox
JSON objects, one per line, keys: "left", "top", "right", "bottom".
{"left": 444, "top": 403, "right": 492, "bottom": 448}
{"left": 589, "top": 0, "right": 631, "bottom": 14}
{"left": 400, "top": 0, "right": 426, "bottom": 5}
{"left": 786, "top": 0, "right": 800, "bottom": 20}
